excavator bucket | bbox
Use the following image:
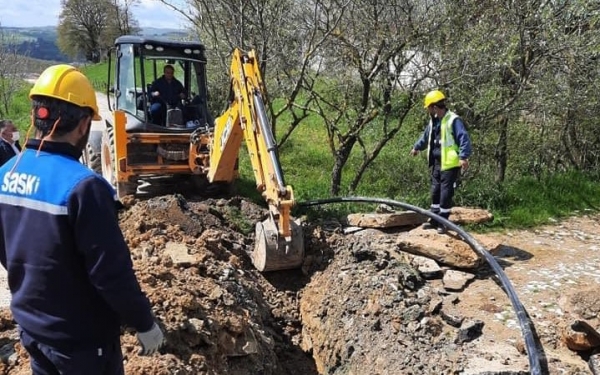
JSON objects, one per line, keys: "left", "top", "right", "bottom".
{"left": 252, "top": 219, "right": 304, "bottom": 272}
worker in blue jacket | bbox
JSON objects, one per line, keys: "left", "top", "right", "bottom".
{"left": 0, "top": 64, "right": 164, "bottom": 374}
{"left": 410, "top": 90, "right": 472, "bottom": 234}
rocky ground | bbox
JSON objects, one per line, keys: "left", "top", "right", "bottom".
{"left": 0, "top": 192, "right": 598, "bottom": 375}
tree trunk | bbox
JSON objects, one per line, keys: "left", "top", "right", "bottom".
{"left": 494, "top": 116, "right": 508, "bottom": 183}
{"left": 562, "top": 109, "right": 582, "bottom": 170}
{"left": 330, "top": 137, "right": 356, "bottom": 196}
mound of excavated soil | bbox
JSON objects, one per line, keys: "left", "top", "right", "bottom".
{"left": 0, "top": 195, "right": 317, "bottom": 375}
{"left": 0, "top": 194, "right": 595, "bottom": 375}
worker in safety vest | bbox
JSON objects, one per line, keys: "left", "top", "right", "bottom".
{"left": 0, "top": 64, "right": 164, "bottom": 374}
{"left": 410, "top": 90, "right": 472, "bottom": 234}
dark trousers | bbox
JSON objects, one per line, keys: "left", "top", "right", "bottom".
{"left": 430, "top": 161, "right": 461, "bottom": 220}
{"left": 150, "top": 102, "right": 166, "bottom": 126}
{"left": 19, "top": 329, "right": 124, "bottom": 375}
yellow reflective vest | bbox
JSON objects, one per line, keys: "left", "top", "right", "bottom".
{"left": 427, "top": 111, "right": 460, "bottom": 171}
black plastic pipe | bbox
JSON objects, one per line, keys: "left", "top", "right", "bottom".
{"left": 298, "top": 196, "right": 543, "bottom": 375}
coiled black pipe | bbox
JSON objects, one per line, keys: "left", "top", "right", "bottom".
{"left": 298, "top": 196, "right": 543, "bottom": 375}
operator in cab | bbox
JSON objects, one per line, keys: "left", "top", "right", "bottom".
{"left": 149, "top": 64, "right": 186, "bottom": 125}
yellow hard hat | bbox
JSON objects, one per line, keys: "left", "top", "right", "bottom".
{"left": 29, "top": 64, "right": 101, "bottom": 120}
{"left": 423, "top": 90, "right": 446, "bottom": 108}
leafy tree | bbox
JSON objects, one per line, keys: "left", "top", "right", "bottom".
{"left": 434, "top": 0, "right": 600, "bottom": 181}
{"left": 531, "top": 1, "right": 600, "bottom": 173}
{"left": 58, "top": 0, "right": 140, "bottom": 62}
{"left": 103, "top": 0, "right": 142, "bottom": 47}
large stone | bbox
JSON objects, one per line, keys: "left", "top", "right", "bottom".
{"left": 449, "top": 207, "right": 493, "bottom": 225}
{"left": 443, "top": 269, "right": 476, "bottom": 291}
{"left": 404, "top": 253, "right": 443, "bottom": 279}
{"left": 346, "top": 206, "right": 493, "bottom": 229}
{"left": 396, "top": 227, "right": 482, "bottom": 269}
{"left": 346, "top": 211, "right": 426, "bottom": 228}
{"left": 562, "top": 324, "right": 600, "bottom": 351}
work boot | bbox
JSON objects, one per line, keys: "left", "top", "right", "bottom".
{"left": 422, "top": 209, "right": 440, "bottom": 230}
{"left": 422, "top": 220, "right": 438, "bottom": 230}
{"left": 436, "top": 211, "right": 450, "bottom": 234}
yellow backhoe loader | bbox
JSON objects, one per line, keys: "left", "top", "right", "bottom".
{"left": 84, "top": 36, "right": 303, "bottom": 272}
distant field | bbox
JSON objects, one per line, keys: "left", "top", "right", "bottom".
{"left": 1, "top": 26, "right": 58, "bottom": 42}
{"left": 0, "top": 26, "right": 66, "bottom": 62}
{"left": 0, "top": 33, "right": 36, "bottom": 45}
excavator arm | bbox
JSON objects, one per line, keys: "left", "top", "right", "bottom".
{"left": 208, "top": 48, "right": 304, "bottom": 272}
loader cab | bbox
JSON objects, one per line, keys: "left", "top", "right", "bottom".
{"left": 107, "top": 36, "right": 213, "bottom": 132}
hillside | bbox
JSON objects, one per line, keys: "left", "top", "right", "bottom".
{"left": 1, "top": 26, "right": 188, "bottom": 63}
{"left": 1, "top": 26, "right": 68, "bottom": 62}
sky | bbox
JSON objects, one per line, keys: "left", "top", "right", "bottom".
{"left": 0, "top": 0, "right": 189, "bottom": 29}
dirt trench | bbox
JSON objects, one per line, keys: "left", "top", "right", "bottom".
{"left": 0, "top": 193, "right": 597, "bottom": 374}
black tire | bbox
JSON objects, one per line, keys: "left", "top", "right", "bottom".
{"left": 101, "top": 127, "right": 137, "bottom": 198}
{"left": 85, "top": 143, "right": 102, "bottom": 174}
{"left": 82, "top": 131, "right": 102, "bottom": 173}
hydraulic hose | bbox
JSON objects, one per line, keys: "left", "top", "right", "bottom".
{"left": 298, "top": 196, "right": 543, "bottom": 375}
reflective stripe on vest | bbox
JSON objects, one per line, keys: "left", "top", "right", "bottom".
{"left": 426, "top": 111, "right": 460, "bottom": 171}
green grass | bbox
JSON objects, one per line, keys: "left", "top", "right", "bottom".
{"left": 4, "top": 84, "right": 33, "bottom": 134}
{"left": 231, "top": 95, "right": 600, "bottom": 230}
{"left": 457, "top": 171, "right": 600, "bottom": 231}
{"left": 79, "top": 62, "right": 109, "bottom": 92}
{"left": 501, "top": 172, "right": 600, "bottom": 226}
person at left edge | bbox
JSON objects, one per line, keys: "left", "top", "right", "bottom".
{"left": 0, "top": 119, "right": 22, "bottom": 166}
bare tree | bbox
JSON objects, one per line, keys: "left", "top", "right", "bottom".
{"left": 158, "top": 0, "right": 339, "bottom": 141}
{"left": 109, "top": 0, "right": 142, "bottom": 36}
{"left": 303, "top": 0, "right": 439, "bottom": 195}
{"left": 0, "top": 26, "right": 28, "bottom": 117}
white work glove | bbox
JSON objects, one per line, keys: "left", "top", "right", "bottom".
{"left": 136, "top": 322, "right": 165, "bottom": 356}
